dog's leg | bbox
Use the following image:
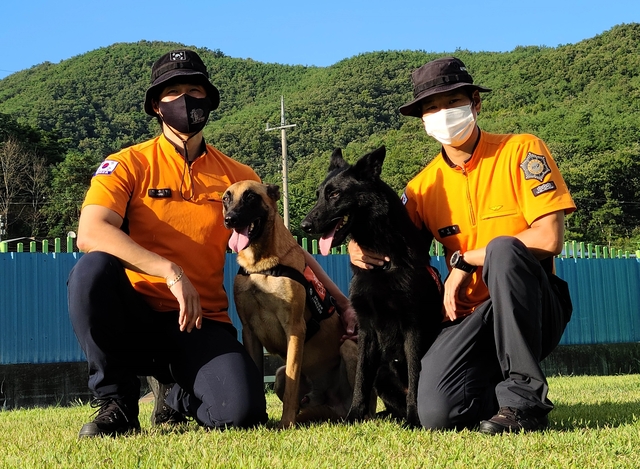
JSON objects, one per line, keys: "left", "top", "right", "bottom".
{"left": 404, "top": 329, "right": 423, "bottom": 428}
{"left": 346, "top": 328, "right": 380, "bottom": 422}
{"left": 242, "top": 326, "right": 264, "bottom": 378}
{"left": 279, "top": 318, "right": 306, "bottom": 429}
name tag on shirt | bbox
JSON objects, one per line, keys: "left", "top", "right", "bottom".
{"left": 148, "top": 188, "right": 172, "bottom": 198}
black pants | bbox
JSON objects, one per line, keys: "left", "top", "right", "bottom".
{"left": 68, "top": 252, "right": 267, "bottom": 429}
{"left": 417, "top": 237, "right": 571, "bottom": 430}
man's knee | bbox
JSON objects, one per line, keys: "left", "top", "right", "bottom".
{"left": 194, "top": 395, "right": 267, "bottom": 430}
{"left": 485, "top": 236, "right": 525, "bottom": 264}
{"left": 69, "top": 251, "right": 120, "bottom": 287}
{"left": 418, "top": 390, "right": 457, "bottom": 430}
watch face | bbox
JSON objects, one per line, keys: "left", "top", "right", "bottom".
{"left": 450, "top": 251, "right": 460, "bottom": 267}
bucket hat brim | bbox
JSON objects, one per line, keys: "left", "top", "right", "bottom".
{"left": 399, "top": 82, "right": 491, "bottom": 117}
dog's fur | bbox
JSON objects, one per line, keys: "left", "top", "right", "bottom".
{"left": 222, "top": 180, "right": 359, "bottom": 428}
{"left": 301, "top": 146, "right": 443, "bottom": 427}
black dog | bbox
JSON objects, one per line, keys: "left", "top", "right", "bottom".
{"left": 301, "top": 146, "right": 443, "bottom": 427}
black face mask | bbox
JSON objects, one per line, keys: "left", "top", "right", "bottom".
{"left": 158, "top": 94, "right": 211, "bottom": 134}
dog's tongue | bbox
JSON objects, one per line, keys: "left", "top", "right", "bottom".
{"left": 228, "top": 227, "right": 250, "bottom": 252}
{"left": 319, "top": 223, "right": 339, "bottom": 256}
{"left": 319, "top": 234, "right": 334, "bottom": 256}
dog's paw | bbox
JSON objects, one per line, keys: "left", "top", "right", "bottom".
{"left": 277, "top": 418, "right": 296, "bottom": 430}
{"left": 405, "top": 408, "right": 421, "bottom": 429}
{"left": 345, "top": 407, "right": 367, "bottom": 424}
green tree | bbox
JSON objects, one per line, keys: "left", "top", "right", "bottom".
{"left": 44, "top": 150, "right": 103, "bottom": 238}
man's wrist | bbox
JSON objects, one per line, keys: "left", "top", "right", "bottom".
{"left": 449, "top": 250, "right": 477, "bottom": 273}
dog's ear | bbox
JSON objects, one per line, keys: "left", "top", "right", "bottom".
{"left": 266, "top": 184, "right": 281, "bottom": 202}
{"left": 328, "top": 148, "right": 348, "bottom": 172}
{"left": 353, "top": 146, "right": 386, "bottom": 180}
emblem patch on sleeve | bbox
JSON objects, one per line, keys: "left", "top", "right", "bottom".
{"left": 520, "top": 152, "right": 551, "bottom": 182}
{"left": 401, "top": 191, "right": 408, "bottom": 205}
{"left": 94, "top": 160, "right": 119, "bottom": 176}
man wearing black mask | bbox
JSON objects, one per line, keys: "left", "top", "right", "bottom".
{"left": 68, "top": 50, "right": 355, "bottom": 437}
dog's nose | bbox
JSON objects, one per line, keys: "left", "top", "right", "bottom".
{"left": 300, "top": 219, "right": 313, "bottom": 233}
{"left": 224, "top": 213, "right": 237, "bottom": 228}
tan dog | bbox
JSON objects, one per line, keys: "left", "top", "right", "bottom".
{"left": 222, "top": 180, "right": 359, "bottom": 428}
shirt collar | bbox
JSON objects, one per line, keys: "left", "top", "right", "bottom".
{"left": 160, "top": 133, "right": 207, "bottom": 160}
{"left": 441, "top": 129, "right": 482, "bottom": 168}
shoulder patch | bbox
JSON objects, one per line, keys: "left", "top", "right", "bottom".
{"left": 520, "top": 152, "right": 551, "bottom": 182}
{"left": 401, "top": 191, "right": 408, "bottom": 205}
{"left": 531, "top": 181, "right": 557, "bottom": 197}
{"left": 95, "top": 160, "right": 119, "bottom": 176}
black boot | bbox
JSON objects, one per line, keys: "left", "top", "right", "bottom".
{"left": 479, "top": 407, "right": 549, "bottom": 434}
{"left": 78, "top": 398, "right": 141, "bottom": 438}
{"left": 149, "top": 378, "right": 188, "bottom": 426}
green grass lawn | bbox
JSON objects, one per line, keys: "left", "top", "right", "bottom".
{"left": 1, "top": 374, "right": 638, "bottom": 469}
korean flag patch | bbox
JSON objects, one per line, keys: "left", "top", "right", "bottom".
{"left": 520, "top": 152, "right": 551, "bottom": 182}
{"left": 95, "top": 160, "right": 119, "bottom": 176}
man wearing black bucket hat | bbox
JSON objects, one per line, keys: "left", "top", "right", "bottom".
{"left": 66, "top": 49, "right": 269, "bottom": 437}
{"left": 349, "top": 57, "right": 576, "bottom": 433}
{"left": 69, "top": 48, "right": 355, "bottom": 438}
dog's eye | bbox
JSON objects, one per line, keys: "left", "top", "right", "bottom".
{"left": 329, "top": 190, "right": 340, "bottom": 200}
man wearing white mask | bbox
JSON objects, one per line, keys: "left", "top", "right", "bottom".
{"left": 349, "top": 57, "right": 576, "bottom": 433}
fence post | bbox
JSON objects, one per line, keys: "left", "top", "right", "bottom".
{"left": 17, "top": 243, "right": 24, "bottom": 252}
{"left": 587, "top": 243, "right": 593, "bottom": 258}
{"left": 301, "top": 237, "right": 308, "bottom": 252}
{"left": 30, "top": 241, "right": 36, "bottom": 253}
{"left": 311, "top": 239, "right": 318, "bottom": 255}
{"left": 54, "top": 238, "right": 61, "bottom": 253}
{"left": 42, "top": 240, "right": 49, "bottom": 253}
{"left": 0, "top": 241, "right": 7, "bottom": 253}
{"left": 66, "top": 237, "right": 74, "bottom": 253}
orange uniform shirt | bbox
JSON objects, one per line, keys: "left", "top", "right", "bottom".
{"left": 404, "top": 131, "right": 576, "bottom": 315}
{"left": 83, "top": 134, "right": 260, "bottom": 323}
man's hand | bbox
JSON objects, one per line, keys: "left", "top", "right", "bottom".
{"left": 167, "top": 271, "right": 203, "bottom": 333}
{"left": 443, "top": 268, "right": 472, "bottom": 321}
{"left": 348, "top": 239, "right": 389, "bottom": 270}
{"left": 337, "top": 302, "right": 358, "bottom": 342}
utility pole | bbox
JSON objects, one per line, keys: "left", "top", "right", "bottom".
{"left": 266, "top": 96, "right": 296, "bottom": 229}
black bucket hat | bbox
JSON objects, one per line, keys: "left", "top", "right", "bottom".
{"left": 144, "top": 49, "right": 220, "bottom": 117}
{"left": 399, "top": 57, "right": 491, "bottom": 117}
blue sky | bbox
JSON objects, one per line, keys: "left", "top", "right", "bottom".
{"left": 1, "top": 0, "right": 639, "bottom": 80}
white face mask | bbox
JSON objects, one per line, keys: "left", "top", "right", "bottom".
{"left": 421, "top": 103, "right": 476, "bottom": 146}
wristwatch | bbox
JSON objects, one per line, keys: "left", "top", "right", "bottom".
{"left": 449, "top": 250, "right": 477, "bottom": 273}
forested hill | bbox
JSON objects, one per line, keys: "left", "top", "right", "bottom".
{"left": 1, "top": 23, "right": 639, "bottom": 247}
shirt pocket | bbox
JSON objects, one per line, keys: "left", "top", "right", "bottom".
{"left": 479, "top": 208, "right": 527, "bottom": 236}
{"left": 480, "top": 208, "right": 519, "bottom": 220}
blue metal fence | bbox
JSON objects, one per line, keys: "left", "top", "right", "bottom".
{"left": 1, "top": 253, "right": 639, "bottom": 365}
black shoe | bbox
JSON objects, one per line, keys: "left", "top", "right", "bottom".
{"left": 150, "top": 381, "right": 188, "bottom": 426}
{"left": 78, "top": 398, "right": 141, "bottom": 438}
{"left": 478, "top": 407, "right": 549, "bottom": 435}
